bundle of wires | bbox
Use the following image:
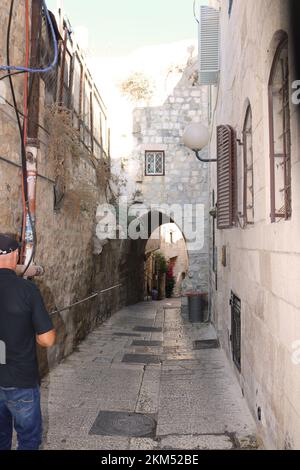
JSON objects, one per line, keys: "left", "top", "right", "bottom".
{"left": 0, "top": 0, "right": 58, "bottom": 276}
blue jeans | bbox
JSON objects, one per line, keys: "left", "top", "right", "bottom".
{"left": 0, "top": 386, "right": 42, "bottom": 450}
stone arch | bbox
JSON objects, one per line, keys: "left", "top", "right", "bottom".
{"left": 135, "top": 207, "right": 207, "bottom": 292}
{"left": 141, "top": 209, "right": 189, "bottom": 300}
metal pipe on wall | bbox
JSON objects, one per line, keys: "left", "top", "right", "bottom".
{"left": 23, "top": 143, "right": 38, "bottom": 271}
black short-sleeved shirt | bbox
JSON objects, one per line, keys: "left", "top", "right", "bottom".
{"left": 0, "top": 268, "right": 53, "bottom": 388}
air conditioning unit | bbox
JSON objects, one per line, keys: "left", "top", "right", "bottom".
{"left": 198, "top": 5, "right": 220, "bottom": 85}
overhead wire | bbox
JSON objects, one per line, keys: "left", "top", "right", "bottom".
{"left": 4, "top": 0, "right": 59, "bottom": 276}
{"left": 0, "top": 0, "right": 58, "bottom": 74}
{"left": 6, "top": 0, "right": 35, "bottom": 276}
{"left": 20, "top": 0, "right": 30, "bottom": 263}
{"left": 193, "top": 0, "right": 200, "bottom": 24}
{"left": 0, "top": 93, "right": 50, "bottom": 136}
{"left": 0, "top": 71, "right": 26, "bottom": 82}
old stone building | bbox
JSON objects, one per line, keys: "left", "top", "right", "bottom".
{"left": 206, "top": 0, "right": 300, "bottom": 449}
{"left": 0, "top": 0, "right": 145, "bottom": 375}
{"left": 124, "top": 60, "right": 210, "bottom": 301}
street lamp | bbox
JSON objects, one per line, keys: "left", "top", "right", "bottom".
{"left": 183, "top": 123, "right": 217, "bottom": 163}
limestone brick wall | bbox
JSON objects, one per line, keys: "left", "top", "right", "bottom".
{"left": 0, "top": 0, "right": 144, "bottom": 377}
{"left": 208, "top": 0, "right": 300, "bottom": 449}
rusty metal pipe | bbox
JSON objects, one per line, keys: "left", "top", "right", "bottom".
{"left": 23, "top": 143, "right": 38, "bottom": 271}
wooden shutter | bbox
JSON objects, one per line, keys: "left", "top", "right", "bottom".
{"left": 217, "top": 125, "right": 237, "bottom": 229}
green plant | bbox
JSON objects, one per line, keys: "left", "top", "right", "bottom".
{"left": 154, "top": 252, "right": 168, "bottom": 274}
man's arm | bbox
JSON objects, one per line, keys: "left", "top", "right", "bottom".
{"left": 29, "top": 282, "right": 56, "bottom": 348}
{"left": 36, "top": 329, "right": 56, "bottom": 348}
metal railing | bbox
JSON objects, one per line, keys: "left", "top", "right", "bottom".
{"left": 50, "top": 283, "right": 122, "bottom": 317}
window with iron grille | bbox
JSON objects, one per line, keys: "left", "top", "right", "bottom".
{"left": 64, "top": 50, "right": 73, "bottom": 107}
{"left": 230, "top": 292, "right": 241, "bottom": 372}
{"left": 93, "top": 97, "right": 102, "bottom": 159}
{"left": 40, "top": 13, "right": 59, "bottom": 105}
{"left": 82, "top": 77, "right": 93, "bottom": 150}
{"left": 216, "top": 125, "right": 237, "bottom": 229}
{"left": 145, "top": 151, "right": 165, "bottom": 176}
{"left": 243, "top": 105, "right": 254, "bottom": 224}
{"left": 269, "top": 36, "right": 291, "bottom": 222}
{"left": 72, "top": 53, "right": 82, "bottom": 130}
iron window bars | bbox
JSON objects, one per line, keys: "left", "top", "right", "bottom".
{"left": 230, "top": 292, "right": 241, "bottom": 372}
{"left": 39, "top": 19, "right": 109, "bottom": 160}
{"left": 145, "top": 151, "right": 165, "bottom": 176}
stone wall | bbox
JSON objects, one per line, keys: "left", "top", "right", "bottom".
{"left": 0, "top": 0, "right": 144, "bottom": 377}
{"left": 208, "top": 0, "right": 300, "bottom": 449}
{"left": 127, "top": 62, "right": 210, "bottom": 301}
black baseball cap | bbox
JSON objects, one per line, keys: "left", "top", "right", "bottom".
{"left": 0, "top": 234, "right": 21, "bottom": 256}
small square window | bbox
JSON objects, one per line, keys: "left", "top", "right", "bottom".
{"left": 145, "top": 151, "right": 165, "bottom": 176}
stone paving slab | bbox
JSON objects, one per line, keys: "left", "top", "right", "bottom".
{"left": 42, "top": 299, "right": 258, "bottom": 450}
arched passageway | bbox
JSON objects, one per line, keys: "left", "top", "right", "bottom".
{"left": 144, "top": 223, "right": 189, "bottom": 300}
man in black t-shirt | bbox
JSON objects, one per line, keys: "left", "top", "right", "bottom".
{"left": 0, "top": 234, "right": 56, "bottom": 450}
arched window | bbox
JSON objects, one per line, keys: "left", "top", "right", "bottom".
{"left": 243, "top": 105, "right": 254, "bottom": 224}
{"left": 268, "top": 36, "right": 291, "bottom": 222}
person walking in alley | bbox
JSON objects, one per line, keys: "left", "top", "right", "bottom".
{"left": 0, "top": 234, "right": 56, "bottom": 450}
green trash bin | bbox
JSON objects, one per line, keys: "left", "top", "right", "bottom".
{"left": 186, "top": 292, "right": 207, "bottom": 323}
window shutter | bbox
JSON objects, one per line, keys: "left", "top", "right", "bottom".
{"left": 198, "top": 6, "right": 220, "bottom": 85}
{"left": 217, "top": 125, "right": 237, "bottom": 229}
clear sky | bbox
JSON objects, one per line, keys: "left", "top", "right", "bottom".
{"left": 47, "top": 0, "right": 207, "bottom": 57}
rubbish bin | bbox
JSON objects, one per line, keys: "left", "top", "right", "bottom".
{"left": 186, "top": 292, "right": 207, "bottom": 323}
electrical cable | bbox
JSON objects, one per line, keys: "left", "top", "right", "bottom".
{"left": 6, "top": 0, "right": 36, "bottom": 277}
{"left": 193, "top": 0, "right": 200, "bottom": 24}
{"left": 0, "top": 71, "right": 26, "bottom": 82}
{"left": 1, "top": 0, "right": 58, "bottom": 74}
{"left": 0, "top": 94, "right": 50, "bottom": 136}
{"left": 20, "top": 0, "right": 30, "bottom": 261}
{"left": 0, "top": 156, "right": 55, "bottom": 184}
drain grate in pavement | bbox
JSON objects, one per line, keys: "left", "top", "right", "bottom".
{"left": 89, "top": 411, "right": 157, "bottom": 437}
{"left": 193, "top": 339, "right": 220, "bottom": 350}
{"left": 133, "top": 326, "right": 162, "bottom": 333}
{"left": 113, "top": 332, "right": 141, "bottom": 337}
{"left": 122, "top": 354, "right": 161, "bottom": 364}
{"left": 131, "top": 340, "right": 162, "bottom": 347}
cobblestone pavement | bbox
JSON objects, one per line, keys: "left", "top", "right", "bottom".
{"left": 42, "top": 300, "right": 258, "bottom": 450}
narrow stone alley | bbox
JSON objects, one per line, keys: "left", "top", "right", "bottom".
{"left": 41, "top": 300, "right": 258, "bottom": 450}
